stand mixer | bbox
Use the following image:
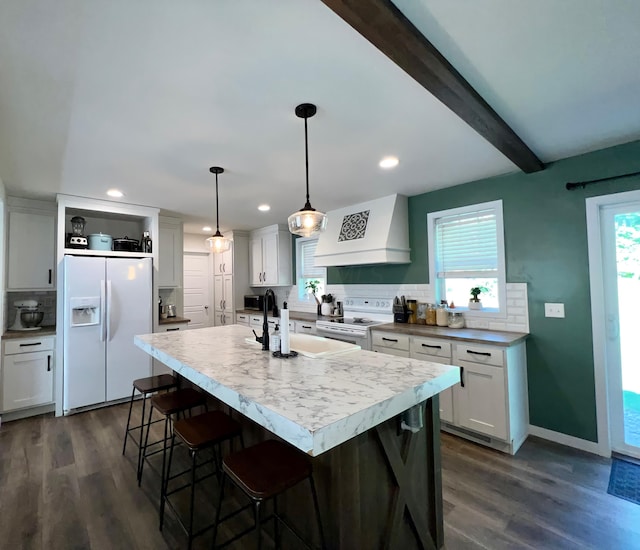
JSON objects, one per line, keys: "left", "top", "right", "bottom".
{"left": 10, "top": 300, "right": 44, "bottom": 331}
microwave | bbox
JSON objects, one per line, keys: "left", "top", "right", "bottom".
{"left": 243, "top": 294, "right": 274, "bottom": 311}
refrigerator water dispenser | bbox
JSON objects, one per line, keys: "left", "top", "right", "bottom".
{"left": 70, "top": 297, "right": 100, "bottom": 326}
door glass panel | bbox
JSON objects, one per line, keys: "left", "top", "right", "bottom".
{"left": 615, "top": 211, "right": 640, "bottom": 448}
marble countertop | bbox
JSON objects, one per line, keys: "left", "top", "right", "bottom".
{"left": 3, "top": 326, "right": 57, "bottom": 339}
{"left": 372, "top": 323, "right": 528, "bottom": 346}
{"left": 135, "top": 325, "right": 459, "bottom": 456}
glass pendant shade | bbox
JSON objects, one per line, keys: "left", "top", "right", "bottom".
{"left": 205, "top": 166, "right": 231, "bottom": 252}
{"left": 288, "top": 103, "right": 327, "bottom": 238}
{"left": 288, "top": 206, "right": 328, "bottom": 237}
{"left": 206, "top": 231, "right": 231, "bottom": 253}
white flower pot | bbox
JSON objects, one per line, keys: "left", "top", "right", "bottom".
{"left": 321, "top": 302, "right": 333, "bottom": 316}
{"left": 468, "top": 301, "right": 483, "bottom": 310}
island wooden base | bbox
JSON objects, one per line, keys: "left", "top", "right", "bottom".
{"left": 232, "top": 396, "right": 443, "bottom": 549}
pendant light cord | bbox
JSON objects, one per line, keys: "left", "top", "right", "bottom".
{"left": 215, "top": 171, "right": 221, "bottom": 232}
{"left": 303, "top": 115, "right": 313, "bottom": 210}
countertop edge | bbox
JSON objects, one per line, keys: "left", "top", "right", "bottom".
{"left": 159, "top": 316, "right": 191, "bottom": 325}
{"left": 3, "top": 326, "right": 57, "bottom": 339}
{"left": 372, "top": 323, "right": 528, "bottom": 346}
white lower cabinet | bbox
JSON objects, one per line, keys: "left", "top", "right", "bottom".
{"left": 2, "top": 336, "right": 55, "bottom": 412}
{"left": 368, "top": 330, "right": 528, "bottom": 454}
{"left": 214, "top": 274, "right": 234, "bottom": 326}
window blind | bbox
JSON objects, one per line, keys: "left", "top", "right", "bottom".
{"left": 435, "top": 209, "right": 498, "bottom": 278}
{"left": 299, "top": 239, "right": 325, "bottom": 279}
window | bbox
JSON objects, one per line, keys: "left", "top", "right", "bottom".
{"left": 296, "top": 237, "right": 326, "bottom": 301}
{"left": 427, "top": 200, "right": 506, "bottom": 315}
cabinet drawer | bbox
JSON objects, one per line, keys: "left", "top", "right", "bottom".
{"left": 411, "top": 337, "right": 451, "bottom": 359}
{"left": 249, "top": 316, "right": 263, "bottom": 327}
{"left": 412, "top": 353, "right": 451, "bottom": 365}
{"left": 5, "top": 336, "right": 55, "bottom": 355}
{"left": 372, "top": 332, "right": 409, "bottom": 351}
{"left": 159, "top": 323, "right": 188, "bottom": 332}
{"left": 236, "top": 313, "right": 250, "bottom": 326}
{"left": 296, "top": 322, "right": 316, "bottom": 334}
{"left": 455, "top": 343, "right": 504, "bottom": 367}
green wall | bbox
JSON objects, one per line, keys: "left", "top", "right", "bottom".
{"left": 330, "top": 139, "right": 640, "bottom": 442}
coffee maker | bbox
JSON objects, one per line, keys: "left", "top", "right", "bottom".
{"left": 67, "top": 216, "right": 88, "bottom": 249}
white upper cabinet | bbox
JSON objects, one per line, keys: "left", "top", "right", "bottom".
{"left": 7, "top": 208, "right": 56, "bottom": 290}
{"left": 249, "top": 224, "right": 292, "bottom": 287}
{"left": 158, "top": 218, "right": 184, "bottom": 288}
{"left": 214, "top": 248, "right": 233, "bottom": 275}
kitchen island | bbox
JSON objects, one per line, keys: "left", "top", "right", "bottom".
{"left": 135, "top": 325, "right": 459, "bottom": 548}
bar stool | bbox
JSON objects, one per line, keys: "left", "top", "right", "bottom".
{"left": 212, "top": 439, "right": 326, "bottom": 550}
{"left": 160, "top": 410, "right": 243, "bottom": 549}
{"left": 139, "top": 387, "right": 207, "bottom": 487}
{"left": 122, "top": 374, "right": 178, "bottom": 477}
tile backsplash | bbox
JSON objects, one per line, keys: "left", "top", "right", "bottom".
{"left": 284, "top": 283, "right": 529, "bottom": 334}
{"left": 5, "top": 291, "right": 57, "bottom": 330}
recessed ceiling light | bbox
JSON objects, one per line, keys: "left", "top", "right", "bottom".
{"left": 258, "top": 204, "right": 271, "bottom": 212}
{"left": 202, "top": 226, "right": 212, "bottom": 232}
{"left": 379, "top": 156, "right": 399, "bottom": 169}
{"left": 107, "top": 189, "right": 124, "bottom": 198}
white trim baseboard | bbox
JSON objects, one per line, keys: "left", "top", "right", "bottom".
{"left": 528, "top": 425, "right": 609, "bottom": 457}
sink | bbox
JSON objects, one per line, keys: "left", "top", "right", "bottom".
{"left": 245, "top": 333, "right": 360, "bottom": 358}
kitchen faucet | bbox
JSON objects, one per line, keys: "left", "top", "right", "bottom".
{"left": 261, "top": 288, "right": 276, "bottom": 351}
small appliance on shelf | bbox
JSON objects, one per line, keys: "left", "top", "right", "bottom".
{"left": 66, "top": 216, "right": 88, "bottom": 249}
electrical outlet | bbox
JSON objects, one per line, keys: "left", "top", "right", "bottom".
{"left": 544, "top": 303, "right": 565, "bottom": 318}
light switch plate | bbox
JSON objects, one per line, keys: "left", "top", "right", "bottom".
{"left": 545, "top": 303, "right": 565, "bottom": 318}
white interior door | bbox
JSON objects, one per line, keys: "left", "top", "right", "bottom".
{"left": 184, "top": 253, "right": 212, "bottom": 329}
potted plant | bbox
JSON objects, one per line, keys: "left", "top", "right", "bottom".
{"left": 469, "top": 287, "right": 484, "bottom": 310}
{"left": 305, "top": 280, "right": 322, "bottom": 314}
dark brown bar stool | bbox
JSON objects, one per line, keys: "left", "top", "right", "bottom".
{"left": 122, "top": 374, "right": 178, "bottom": 477}
{"left": 139, "top": 387, "right": 207, "bottom": 487}
{"left": 160, "top": 410, "right": 243, "bottom": 549}
{"left": 212, "top": 439, "right": 326, "bottom": 550}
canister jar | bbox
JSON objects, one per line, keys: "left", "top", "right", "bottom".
{"left": 436, "top": 303, "right": 449, "bottom": 327}
{"left": 406, "top": 299, "right": 417, "bottom": 324}
{"left": 448, "top": 312, "right": 465, "bottom": 329}
{"left": 416, "top": 302, "right": 427, "bottom": 324}
{"left": 426, "top": 304, "right": 437, "bottom": 326}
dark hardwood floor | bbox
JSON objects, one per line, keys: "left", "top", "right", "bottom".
{"left": 1, "top": 403, "right": 639, "bottom": 549}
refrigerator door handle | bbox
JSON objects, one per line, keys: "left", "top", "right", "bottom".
{"left": 100, "top": 280, "right": 107, "bottom": 342}
{"left": 106, "top": 280, "right": 113, "bottom": 342}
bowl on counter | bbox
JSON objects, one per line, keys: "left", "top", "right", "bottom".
{"left": 21, "top": 310, "right": 44, "bottom": 328}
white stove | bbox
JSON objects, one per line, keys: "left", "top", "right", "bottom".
{"left": 316, "top": 298, "right": 393, "bottom": 350}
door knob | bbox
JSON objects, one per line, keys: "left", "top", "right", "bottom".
{"left": 204, "top": 305, "right": 209, "bottom": 310}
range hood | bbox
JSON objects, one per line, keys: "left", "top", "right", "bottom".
{"left": 314, "top": 194, "right": 410, "bottom": 266}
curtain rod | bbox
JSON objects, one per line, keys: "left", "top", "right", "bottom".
{"left": 566, "top": 170, "right": 640, "bottom": 190}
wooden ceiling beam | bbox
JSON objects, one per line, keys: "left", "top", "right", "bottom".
{"left": 321, "top": 0, "right": 544, "bottom": 173}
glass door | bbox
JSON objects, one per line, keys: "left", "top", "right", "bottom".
{"left": 602, "top": 201, "right": 640, "bottom": 458}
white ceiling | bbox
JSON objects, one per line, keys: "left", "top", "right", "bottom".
{"left": 1, "top": 0, "right": 639, "bottom": 235}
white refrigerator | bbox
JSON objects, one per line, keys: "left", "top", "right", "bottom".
{"left": 63, "top": 256, "right": 152, "bottom": 412}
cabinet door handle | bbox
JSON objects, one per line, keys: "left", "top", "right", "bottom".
{"left": 20, "top": 342, "right": 42, "bottom": 347}
{"left": 263, "top": 271, "right": 266, "bottom": 282}
{"left": 47, "top": 355, "right": 51, "bottom": 371}
{"left": 466, "top": 350, "right": 491, "bottom": 357}
{"left": 223, "top": 300, "right": 226, "bottom": 309}
{"left": 301, "top": 325, "right": 312, "bottom": 329}
{"left": 421, "top": 343, "right": 442, "bottom": 349}
{"left": 48, "top": 269, "right": 52, "bottom": 284}
{"left": 167, "top": 327, "right": 180, "bottom": 332}
{"left": 460, "top": 366, "right": 465, "bottom": 388}
{"left": 382, "top": 337, "right": 398, "bottom": 342}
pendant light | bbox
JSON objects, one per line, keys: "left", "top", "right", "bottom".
{"left": 206, "top": 166, "right": 231, "bottom": 253}
{"left": 288, "top": 103, "right": 328, "bottom": 237}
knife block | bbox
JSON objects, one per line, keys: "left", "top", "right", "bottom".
{"left": 394, "top": 311, "right": 409, "bottom": 323}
